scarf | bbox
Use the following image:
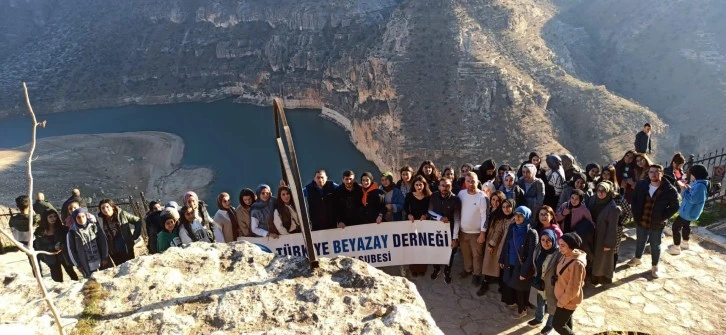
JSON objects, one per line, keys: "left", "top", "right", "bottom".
{"left": 362, "top": 182, "right": 380, "bottom": 206}
{"left": 217, "top": 193, "right": 240, "bottom": 240}
{"left": 251, "top": 185, "right": 277, "bottom": 233}
{"left": 509, "top": 206, "right": 531, "bottom": 265}
{"left": 534, "top": 229, "right": 558, "bottom": 284}
{"left": 591, "top": 181, "right": 613, "bottom": 220}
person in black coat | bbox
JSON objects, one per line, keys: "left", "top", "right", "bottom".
{"left": 304, "top": 169, "right": 338, "bottom": 231}
{"left": 634, "top": 123, "right": 652, "bottom": 154}
{"left": 33, "top": 209, "right": 78, "bottom": 282}
{"left": 334, "top": 170, "right": 364, "bottom": 228}
{"left": 499, "top": 206, "right": 538, "bottom": 318}
{"left": 60, "top": 189, "right": 86, "bottom": 222}
{"left": 360, "top": 172, "right": 386, "bottom": 224}
{"left": 627, "top": 164, "right": 679, "bottom": 278}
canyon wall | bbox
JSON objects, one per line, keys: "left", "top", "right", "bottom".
{"left": 0, "top": 0, "right": 695, "bottom": 172}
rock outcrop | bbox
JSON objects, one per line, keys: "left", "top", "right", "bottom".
{"left": 0, "top": 242, "right": 442, "bottom": 334}
{"left": 1, "top": 0, "right": 692, "bottom": 171}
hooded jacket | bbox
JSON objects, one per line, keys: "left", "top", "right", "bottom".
{"left": 554, "top": 249, "right": 587, "bottom": 310}
{"left": 679, "top": 179, "right": 709, "bottom": 221}
{"left": 67, "top": 213, "right": 109, "bottom": 278}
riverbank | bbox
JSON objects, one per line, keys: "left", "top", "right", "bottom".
{"left": 0, "top": 131, "right": 213, "bottom": 208}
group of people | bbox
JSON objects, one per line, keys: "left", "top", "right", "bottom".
{"left": 6, "top": 124, "right": 712, "bottom": 335}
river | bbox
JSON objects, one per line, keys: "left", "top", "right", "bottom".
{"left": 0, "top": 100, "right": 380, "bottom": 210}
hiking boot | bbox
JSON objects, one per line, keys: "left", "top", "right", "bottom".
{"left": 527, "top": 319, "right": 542, "bottom": 327}
{"left": 511, "top": 309, "right": 527, "bottom": 319}
{"left": 431, "top": 268, "right": 441, "bottom": 280}
{"left": 472, "top": 275, "right": 482, "bottom": 286}
{"left": 540, "top": 325, "right": 553, "bottom": 334}
{"left": 444, "top": 272, "right": 452, "bottom": 284}
{"left": 459, "top": 271, "right": 472, "bottom": 279}
{"left": 627, "top": 257, "right": 642, "bottom": 267}
{"left": 667, "top": 244, "right": 681, "bottom": 255}
{"left": 652, "top": 265, "right": 662, "bottom": 279}
{"left": 681, "top": 240, "right": 690, "bottom": 250}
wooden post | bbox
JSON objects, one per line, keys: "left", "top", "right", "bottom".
{"left": 139, "top": 192, "right": 150, "bottom": 213}
{"left": 686, "top": 154, "right": 694, "bottom": 182}
{"left": 273, "top": 99, "right": 319, "bottom": 269}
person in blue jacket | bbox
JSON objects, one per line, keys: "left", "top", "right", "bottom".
{"left": 667, "top": 164, "right": 710, "bottom": 255}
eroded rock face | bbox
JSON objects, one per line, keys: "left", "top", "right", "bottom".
{"left": 0, "top": 242, "right": 443, "bottom": 335}
{"left": 0, "top": 0, "right": 674, "bottom": 169}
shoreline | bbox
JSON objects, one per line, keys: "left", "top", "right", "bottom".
{"left": 0, "top": 131, "right": 213, "bottom": 209}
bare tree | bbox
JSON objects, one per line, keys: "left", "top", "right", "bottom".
{"left": 0, "top": 82, "right": 66, "bottom": 335}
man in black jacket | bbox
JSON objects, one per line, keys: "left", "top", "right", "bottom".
{"left": 428, "top": 177, "right": 462, "bottom": 284}
{"left": 333, "top": 170, "right": 363, "bottom": 228}
{"left": 304, "top": 169, "right": 338, "bottom": 231}
{"left": 33, "top": 192, "right": 56, "bottom": 216}
{"left": 634, "top": 123, "right": 652, "bottom": 154}
{"left": 627, "top": 164, "right": 679, "bottom": 278}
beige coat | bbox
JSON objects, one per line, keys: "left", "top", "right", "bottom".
{"left": 481, "top": 216, "right": 512, "bottom": 277}
{"left": 235, "top": 206, "right": 253, "bottom": 237}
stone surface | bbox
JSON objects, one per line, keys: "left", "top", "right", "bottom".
{"left": 0, "top": 242, "right": 443, "bottom": 335}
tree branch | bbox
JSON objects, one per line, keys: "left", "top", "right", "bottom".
{"left": 5, "top": 82, "right": 67, "bottom": 335}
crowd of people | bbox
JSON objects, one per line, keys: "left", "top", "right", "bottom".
{"left": 6, "top": 123, "right": 712, "bottom": 335}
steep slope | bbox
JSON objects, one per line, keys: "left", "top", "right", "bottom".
{"left": 0, "top": 0, "right": 668, "bottom": 171}
{"left": 545, "top": 0, "right": 726, "bottom": 154}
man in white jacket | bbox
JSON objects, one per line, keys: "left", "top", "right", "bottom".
{"left": 457, "top": 172, "right": 489, "bottom": 286}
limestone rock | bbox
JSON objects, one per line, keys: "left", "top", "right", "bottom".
{"left": 0, "top": 242, "right": 443, "bottom": 335}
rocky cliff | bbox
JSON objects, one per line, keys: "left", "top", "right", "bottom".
{"left": 2, "top": 0, "right": 702, "bottom": 171}
{"left": 0, "top": 242, "right": 442, "bottom": 334}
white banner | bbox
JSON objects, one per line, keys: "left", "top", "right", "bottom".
{"left": 239, "top": 220, "right": 453, "bottom": 267}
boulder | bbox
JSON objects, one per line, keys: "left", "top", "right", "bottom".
{"left": 0, "top": 242, "right": 443, "bottom": 334}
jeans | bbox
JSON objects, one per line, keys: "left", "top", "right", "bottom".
{"left": 552, "top": 307, "right": 574, "bottom": 335}
{"left": 672, "top": 216, "right": 691, "bottom": 245}
{"left": 535, "top": 292, "right": 554, "bottom": 327}
{"left": 635, "top": 226, "right": 663, "bottom": 266}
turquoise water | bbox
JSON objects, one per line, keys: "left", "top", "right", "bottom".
{"left": 0, "top": 100, "right": 380, "bottom": 210}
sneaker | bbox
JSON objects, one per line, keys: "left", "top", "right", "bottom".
{"left": 667, "top": 244, "right": 681, "bottom": 255}
{"left": 471, "top": 275, "right": 482, "bottom": 286}
{"left": 400, "top": 266, "right": 408, "bottom": 278}
{"left": 527, "top": 319, "right": 543, "bottom": 327}
{"left": 627, "top": 257, "right": 642, "bottom": 267}
{"left": 459, "top": 271, "right": 472, "bottom": 279}
{"left": 431, "top": 268, "right": 441, "bottom": 280}
{"left": 652, "top": 266, "right": 661, "bottom": 279}
{"left": 511, "top": 310, "right": 527, "bottom": 319}
{"left": 444, "top": 273, "right": 452, "bottom": 284}
{"left": 681, "top": 240, "right": 690, "bottom": 250}
{"left": 540, "top": 325, "right": 553, "bottom": 334}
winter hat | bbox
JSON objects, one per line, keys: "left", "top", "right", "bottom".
{"left": 690, "top": 164, "right": 709, "bottom": 180}
{"left": 504, "top": 171, "right": 517, "bottom": 182}
{"left": 560, "top": 232, "right": 582, "bottom": 250}
{"left": 161, "top": 207, "right": 180, "bottom": 223}
{"left": 361, "top": 172, "right": 374, "bottom": 182}
{"left": 165, "top": 201, "right": 180, "bottom": 211}
{"left": 256, "top": 184, "right": 271, "bottom": 197}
